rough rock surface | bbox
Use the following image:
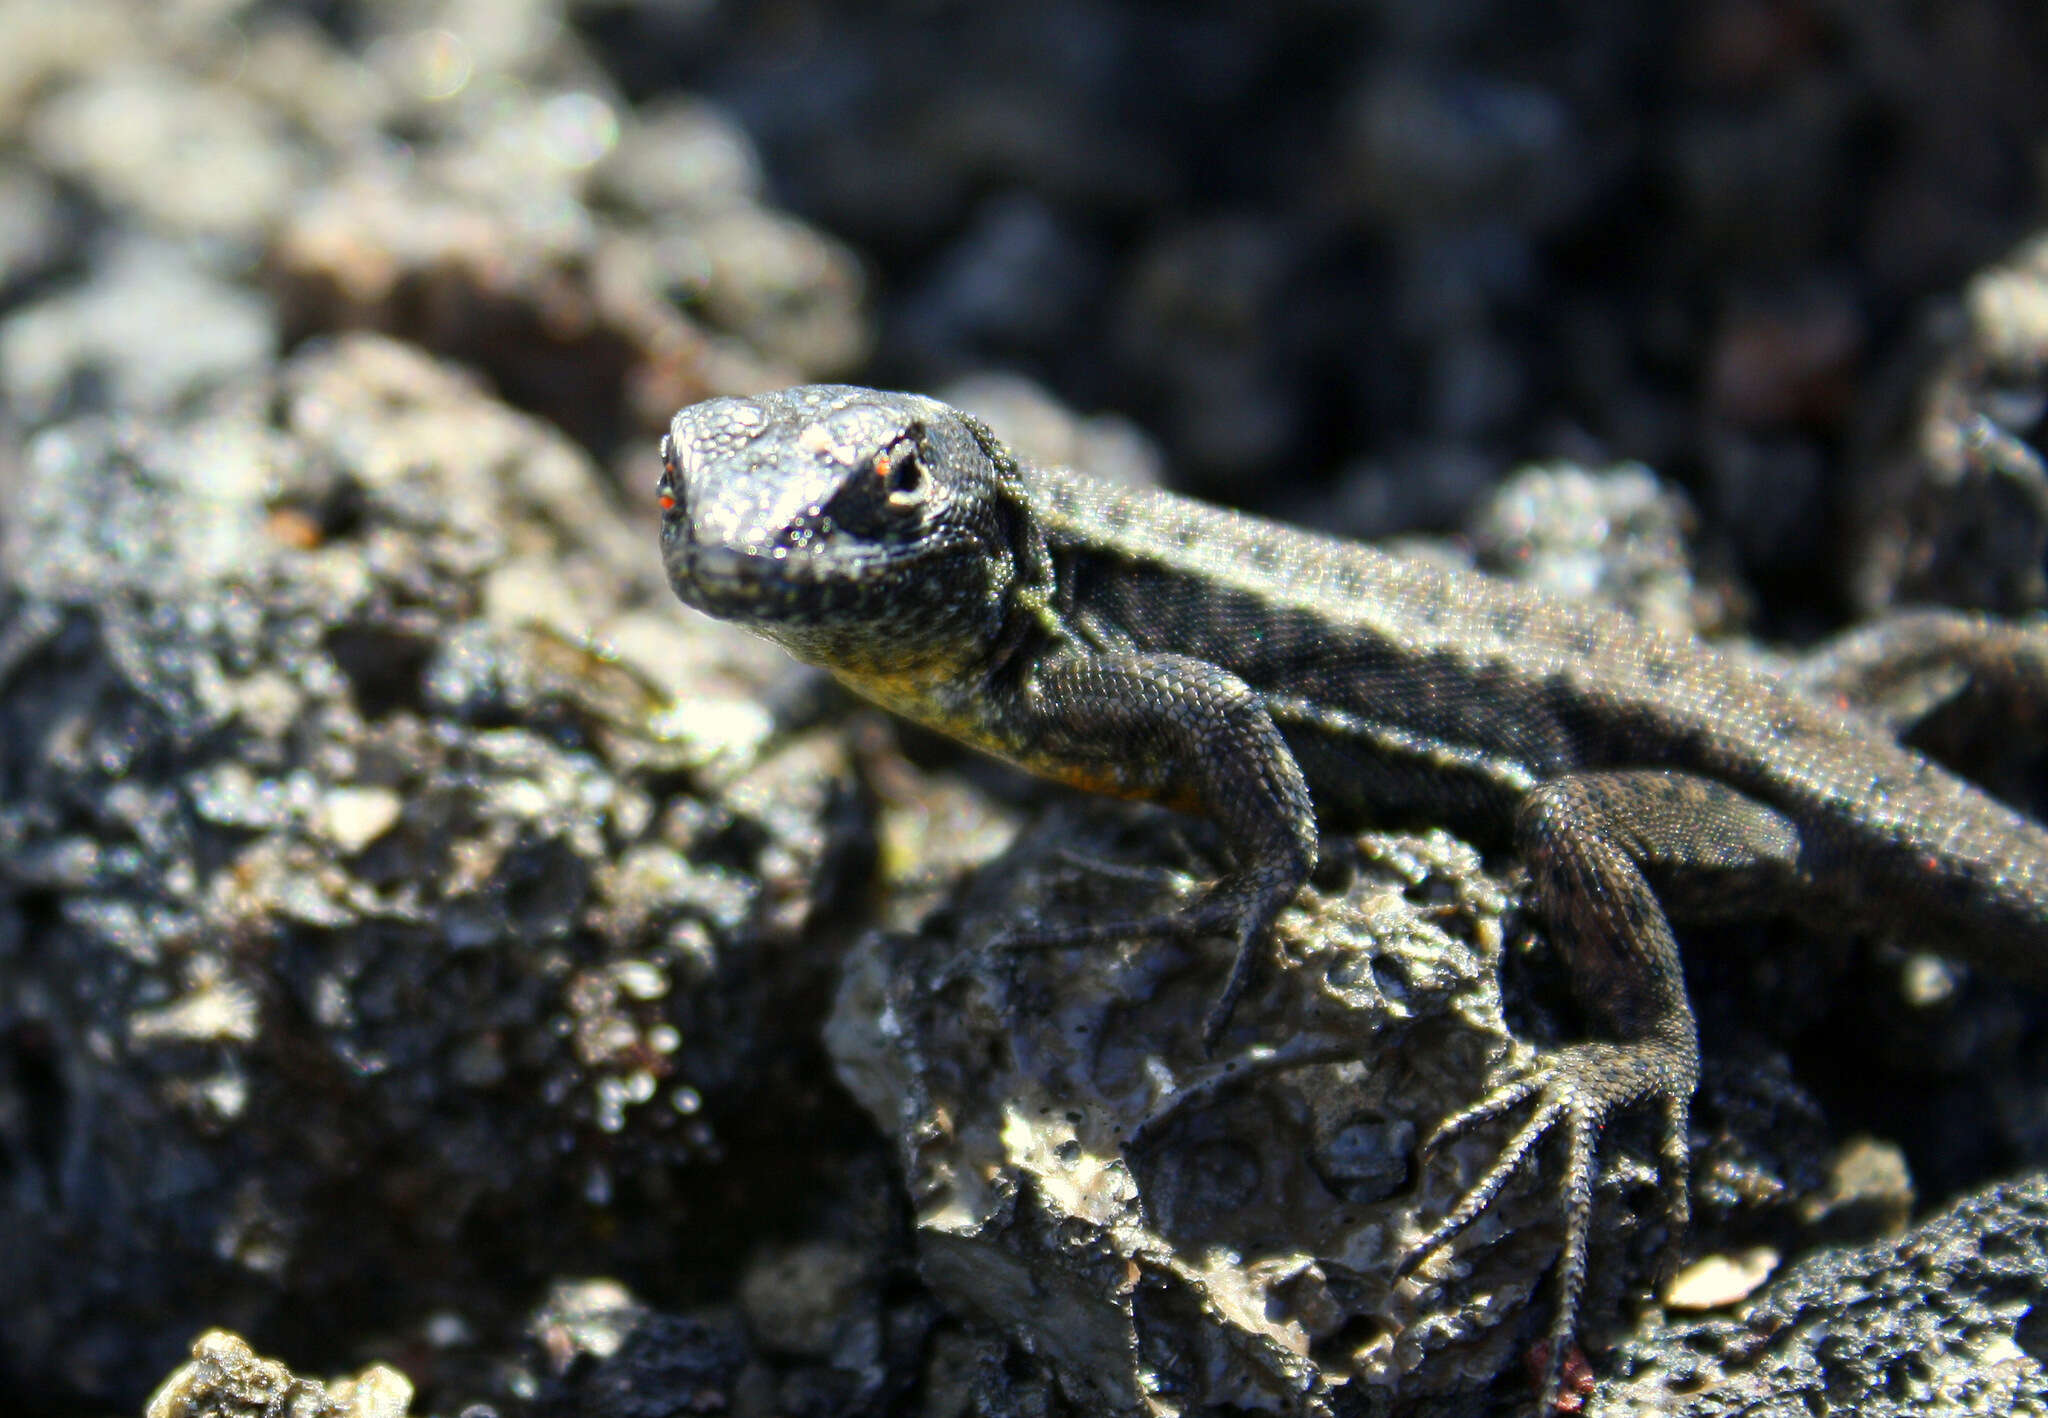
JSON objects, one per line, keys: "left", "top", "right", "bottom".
{"left": 145, "top": 1331, "right": 413, "bottom": 1418}
{"left": 1853, "top": 231, "right": 2048, "bottom": 617}
{"left": 827, "top": 816, "right": 1552, "bottom": 1413}
{"left": 1591, "top": 1172, "right": 2048, "bottom": 1417}
{"left": 0, "top": 334, "right": 868, "bottom": 1402}
{"left": 826, "top": 790, "right": 1895, "bottom": 1415}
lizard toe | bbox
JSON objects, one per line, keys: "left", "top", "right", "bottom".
{"left": 1400, "top": 1088, "right": 1568, "bottom": 1278}
{"left": 1402, "top": 1041, "right": 1696, "bottom": 1412}
{"left": 1420, "top": 1067, "right": 1546, "bottom": 1158}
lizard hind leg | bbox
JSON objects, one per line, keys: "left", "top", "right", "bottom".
{"left": 1785, "top": 608, "right": 2048, "bottom": 739}
{"left": 1401, "top": 769, "right": 1796, "bottom": 1410}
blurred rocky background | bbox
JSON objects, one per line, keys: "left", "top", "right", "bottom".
{"left": 2, "top": 2, "right": 2047, "bottom": 1416}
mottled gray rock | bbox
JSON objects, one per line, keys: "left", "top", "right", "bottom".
{"left": 26, "top": 61, "right": 307, "bottom": 243}
{"left": 251, "top": 3, "right": 866, "bottom": 454}
{"left": 1852, "top": 230, "right": 2048, "bottom": 617}
{"left": 1591, "top": 1171, "right": 2048, "bottom": 1417}
{"left": 0, "top": 162, "right": 67, "bottom": 295}
{"left": 145, "top": 1331, "right": 413, "bottom": 1418}
{"left": 823, "top": 756, "right": 2042, "bottom": 1415}
{"left": 0, "top": 334, "right": 864, "bottom": 1404}
{"left": 0, "top": 0, "right": 136, "bottom": 125}
{"left": 594, "top": 96, "right": 770, "bottom": 219}
{"left": 528, "top": 1280, "right": 755, "bottom": 1418}
{"left": 0, "top": 238, "right": 275, "bottom": 421}
{"left": 1469, "top": 461, "right": 1724, "bottom": 636}
{"left": 526, "top": 1214, "right": 949, "bottom": 1418}
{"left": 827, "top": 808, "right": 1689, "bottom": 1414}
{"left": 0, "top": 0, "right": 866, "bottom": 458}
{"left": 265, "top": 139, "right": 858, "bottom": 455}
{"left": 940, "top": 370, "right": 1167, "bottom": 493}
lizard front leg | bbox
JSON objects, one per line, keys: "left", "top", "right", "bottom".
{"left": 1401, "top": 770, "right": 1803, "bottom": 1412}
{"left": 994, "top": 650, "right": 1319, "bottom": 1048}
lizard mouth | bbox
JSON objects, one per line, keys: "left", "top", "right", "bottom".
{"left": 665, "top": 540, "right": 865, "bottom": 621}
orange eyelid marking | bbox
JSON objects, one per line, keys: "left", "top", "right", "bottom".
{"left": 874, "top": 454, "right": 891, "bottom": 480}
{"left": 658, "top": 493, "right": 676, "bottom": 510}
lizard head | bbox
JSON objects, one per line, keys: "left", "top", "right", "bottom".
{"left": 659, "top": 386, "right": 1022, "bottom": 676}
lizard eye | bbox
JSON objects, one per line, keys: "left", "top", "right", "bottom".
{"left": 873, "top": 430, "right": 926, "bottom": 506}
{"left": 820, "top": 428, "right": 929, "bottom": 540}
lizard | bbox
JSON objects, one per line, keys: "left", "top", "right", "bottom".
{"left": 654, "top": 383, "right": 2048, "bottom": 1410}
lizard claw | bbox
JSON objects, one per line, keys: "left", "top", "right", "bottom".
{"left": 1398, "top": 1041, "right": 1694, "bottom": 1414}
{"left": 1397, "top": 1074, "right": 1570, "bottom": 1279}
{"left": 1417, "top": 1068, "right": 1546, "bottom": 1159}
{"left": 996, "top": 869, "right": 1295, "bottom": 1057}
{"left": 1199, "top": 914, "right": 1266, "bottom": 1053}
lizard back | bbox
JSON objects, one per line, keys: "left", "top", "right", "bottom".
{"left": 1028, "top": 463, "right": 2048, "bottom": 970}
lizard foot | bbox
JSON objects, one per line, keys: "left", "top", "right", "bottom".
{"left": 992, "top": 870, "right": 1297, "bottom": 1054}
{"left": 1397, "top": 1039, "right": 1694, "bottom": 1413}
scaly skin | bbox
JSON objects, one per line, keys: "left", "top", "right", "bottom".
{"left": 658, "top": 384, "right": 2048, "bottom": 1411}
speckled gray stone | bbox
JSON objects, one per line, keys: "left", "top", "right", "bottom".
{"left": 0, "top": 335, "right": 862, "bottom": 1404}
{"left": 827, "top": 807, "right": 1681, "bottom": 1414}
{"left": 1590, "top": 1170, "right": 2048, "bottom": 1417}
